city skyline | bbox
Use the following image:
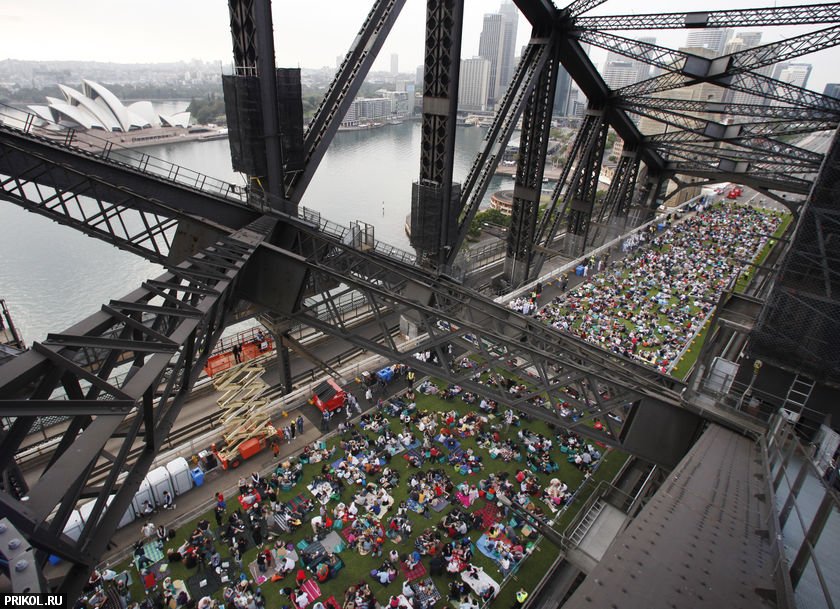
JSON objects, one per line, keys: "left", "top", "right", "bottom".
{"left": 1, "top": 0, "right": 838, "bottom": 93}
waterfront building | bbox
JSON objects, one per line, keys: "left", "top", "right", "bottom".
{"left": 459, "top": 57, "right": 491, "bottom": 112}
{"left": 489, "top": 189, "right": 514, "bottom": 215}
{"left": 29, "top": 79, "right": 190, "bottom": 132}
{"left": 478, "top": 1, "right": 518, "bottom": 107}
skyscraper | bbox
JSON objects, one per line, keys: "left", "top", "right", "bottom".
{"left": 723, "top": 32, "right": 768, "bottom": 106}
{"left": 553, "top": 66, "right": 572, "bottom": 116}
{"left": 459, "top": 57, "right": 491, "bottom": 112}
{"left": 478, "top": 2, "right": 518, "bottom": 108}
{"left": 686, "top": 28, "right": 731, "bottom": 55}
{"left": 824, "top": 83, "right": 840, "bottom": 99}
{"left": 497, "top": 2, "right": 518, "bottom": 98}
{"left": 390, "top": 53, "right": 399, "bottom": 75}
{"left": 604, "top": 60, "right": 639, "bottom": 89}
{"left": 772, "top": 62, "right": 812, "bottom": 89}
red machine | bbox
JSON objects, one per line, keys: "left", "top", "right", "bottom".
{"left": 309, "top": 378, "right": 347, "bottom": 414}
{"left": 727, "top": 186, "right": 743, "bottom": 199}
{"left": 211, "top": 434, "right": 276, "bottom": 470}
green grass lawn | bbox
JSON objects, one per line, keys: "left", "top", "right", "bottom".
{"left": 114, "top": 384, "right": 627, "bottom": 609}
{"left": 670, "top": 208, "right": 792, "bottom": 379}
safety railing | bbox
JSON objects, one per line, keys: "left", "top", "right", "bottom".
{"left": 0, "top": 102, "right": 248, "bottom": 204}
{"left": 765, "top": 415, "right": 840, "bottom": 608}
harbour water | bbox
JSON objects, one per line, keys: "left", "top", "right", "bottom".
{"left": 0, "top": 118, "right": 515, "bottom": 343}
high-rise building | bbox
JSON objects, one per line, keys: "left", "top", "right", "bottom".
{"left": 459, "top": 57, "right": 491, "bottom": 112}
{"left": 497, "top": 2, "right": 518, "bottom": 97}
{"left": 635, "top": 37, "right": 656, "bottom": 82}
{"left": 415, "top": 65, "right": 424, "bottom": 89}
{"left": 824, "top": 83, "right": 840, "bottom": 99}
{"left": 604, "top": 60, "right": 639, "bottom": 90}
{"left": 390, "top": 53, "right": 399, "bottom": 75}
{"left": 686, "top": 28, "right": 731, "bottom": 55}
{"left": 478, "top": 13, "right": 502, "bottom": 105}
{"left": 723, "top": 32, "right": 769, "bottom": 106}
{"left": 553, "top": 66, "right": 572, "bottom": 116}
{"left": 604, "top": 37, "right": 655, "bottom": 88}
{"left": 478, "top": 2, "right": 518, "bottom": 108}
{"left": 772, "top": 62, "right": 812, "bottom": 89}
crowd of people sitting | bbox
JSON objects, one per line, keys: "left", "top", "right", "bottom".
{"left": 510, "top": 203, "right": 783, "bottom": 373}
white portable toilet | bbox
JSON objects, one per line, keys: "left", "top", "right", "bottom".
{"left": 165, "top": 457, "right": 193, "bottom": 496}
{"left": 131, "top": 477, "right": 155, "bottom": 516}
{"left": 62, "top": 509, "right": 84, "bottom": 541}
{"left": 146, "top": 466, "right": 174, "bottom": 505}
{"left": 80, "top": 496, "right": 134, "bottom": 530}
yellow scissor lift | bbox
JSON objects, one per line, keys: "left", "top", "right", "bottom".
{"left": 209, "top": 362, "right": 280, "bottom": 469}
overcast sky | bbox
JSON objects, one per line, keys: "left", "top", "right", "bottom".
{"left": 1, "top": 0, "right": 838, "bottom": 92}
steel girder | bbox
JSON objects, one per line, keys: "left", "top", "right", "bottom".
{"left": 251, "top": 220, "right": 687, "bottom": 443}
{"left": 617, "top": 97, "right": 840, "bottom": 122}
{"left": 289, "top": 0, "right": 407, "bottom": 204}
{"left": 450, "top": 39, "right": 551, "bottom": 262}
{"left": 0, "top": 135, "right": 239, "bottom": 266}
{"left": 411, "top": 0, "right": 464, "bottom": 267}
{"left": 619, "top": 70, "right": 840, "bottom": 113}
{"left": 0, "top": 216, "right": 276, "bottom": 597}
{"left": 505, "top": 38, "right": 560, "bottom": 286}
{"left": 529, "top": 109, "right": 605, "bottom": 275}
{"left": 564, "top": 0, "right": 608, "bottom": 18}
{"left": 568, "top": 113, "right": 610, "bottom": 243}
{"left": 580, "top": 25, "right": 840, "bottom": 79}
{"left": 227, "top": 0, "right": 285, "bottom": 203}
{"left": 575, "top": 3, "right": 840, "bottom": 30}
{"left": 596, "top": 148, "right": 640, "bottom": 223}
{"left": 751, "top": 129, "right": 840, "bottom": 386}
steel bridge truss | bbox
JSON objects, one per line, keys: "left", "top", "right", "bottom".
{"left": 505, "top": 37, "right": 560, "bottom": 286}
{"left": 3, "top": 0, "right": 840, "bottom": 598}
{"left": 0, "top": 216, "right": 276, "bottom": 598}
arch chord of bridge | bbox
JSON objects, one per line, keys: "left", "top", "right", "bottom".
{"left": 1, "top": 0, "right": 840, "bottom": 603}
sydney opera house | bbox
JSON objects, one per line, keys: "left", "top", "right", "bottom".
{"left": 29, "top": 79, "right": 190, "bottom": 132}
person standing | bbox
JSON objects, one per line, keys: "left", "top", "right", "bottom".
{"left": 232, "top": 343, "right": 242, "bottom": 364}
{"left": 296, "top": 414, "right": 304, "bottom": 434}
{"left": 290, "top": 423, "right": 296, "bottom": 440}
{"left": 406, "top": 369, "right": 416, "bottom": 389}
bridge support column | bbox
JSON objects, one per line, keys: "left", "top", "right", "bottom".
{"left": 410, "top": 0, "right": 464, "bottom": 269}
{"left": 503, "top": 37, "right": 560, "bottom": 287}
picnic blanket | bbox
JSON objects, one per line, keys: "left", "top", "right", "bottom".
{"left": 411, "top": 577, "right": 442, "bottom": 606}
{"left": 301, "top": 578, "right": 321, "bottom": 601}
{"left": 454, "top": 491, "right": 471, "bottom": 508}
{"left": 188, "top": 571, "right": 223, "bottom": 597}
{"left": 435, "top": 436, "right": 460, "bottom": 452}
{"left": 475, "top": 534, "right": 512, "bottom": 561}
{"left": 472, "top": 502, "right": 501, "bottom": 530}
{"left": 141, "top": 541, "right": 164, "bottom": 564}
{"left": 401, "top": 559, "right": 427, "bottom": 582}
{"left": 404, "top": 448, "right": 425, "bottom": 466}
{"left": 405, "top": 498, "right": 425, "bottom": 514}
{"left": 289, "top": 493, "right": 311, "bottom": 512}
{"left": 430, "top": 496, "right": 450, "bottom": 512}
{"left": 320, "top": 531, "right": 345, "bottom": 554}
{"left": 307, "top": 481, "right": 337, "bottom": 505}
{"left": 460, "top": 567, "right": 500, "bottom": 597}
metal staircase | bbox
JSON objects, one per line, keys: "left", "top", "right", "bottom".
{"left": 569, "top": 499, "right": 605, "bottom": 547}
